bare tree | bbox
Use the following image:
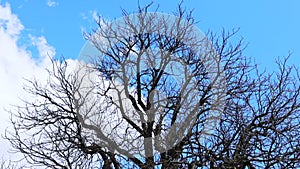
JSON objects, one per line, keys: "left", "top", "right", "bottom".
{"left": 5, "top": 2, "right": 300, "bottom": 169}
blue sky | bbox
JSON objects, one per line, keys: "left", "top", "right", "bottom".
{"left": 5, "top": 0, "right": 300, "bottom": 68}
{"left": 0, "top": 0, "right": 299, "bottom": 164}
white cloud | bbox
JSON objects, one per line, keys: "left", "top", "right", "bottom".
{"left": 0, "top": 2, "right": 56, "bottom": 165}
{"left": 80, "top": 12, "right": 88, "bottom": 20}
{"left": 80, "top": 10, "right": 98, "bottom": 21}
{"left": 91, "top": 10, "right": 98, "bottom": 22}
{"left": 29, "top": 35, "right": 56, "bottom": 60}
{"left": 46, "top": 0, "right": 58, "bottom": 7}
{"left": 80, "top": 10, "right": 108, "bottom": 27}
{"left": 0, "top": 3, "right": 24, "bottom": 38}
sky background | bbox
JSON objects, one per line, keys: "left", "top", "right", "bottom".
{"left": 0, "top": 0, "right": 299, "bottom": 164}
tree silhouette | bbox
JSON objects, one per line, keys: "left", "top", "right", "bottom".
{"left": 5, "top": 2, "right": 300, "bottom": 169}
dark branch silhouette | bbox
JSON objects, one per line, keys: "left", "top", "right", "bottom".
{"left": 4, "top": 2, "right": 300, "bottom": 169}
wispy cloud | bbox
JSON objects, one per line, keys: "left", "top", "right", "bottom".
{"left": 80, "top": 10, "right": 107, "bottom": 36}
{"left": 80, "top": 10, "right": 98, "bottom": 21}
{"left": 91, "top": 10, "right": 99, "bottom": 22}
{"left": 46, "top": 0, "right": 58, "bottom": 7}
{"left": 29, "top": 35, "right": 56, "bottom": 59}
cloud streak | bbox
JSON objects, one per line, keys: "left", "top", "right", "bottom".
{"left": 46, "top": 0, "right": 58, "bottom": 7}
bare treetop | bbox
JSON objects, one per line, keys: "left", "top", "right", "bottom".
{"left": 4, "top": 2, "right": 300, "bottom": 169}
